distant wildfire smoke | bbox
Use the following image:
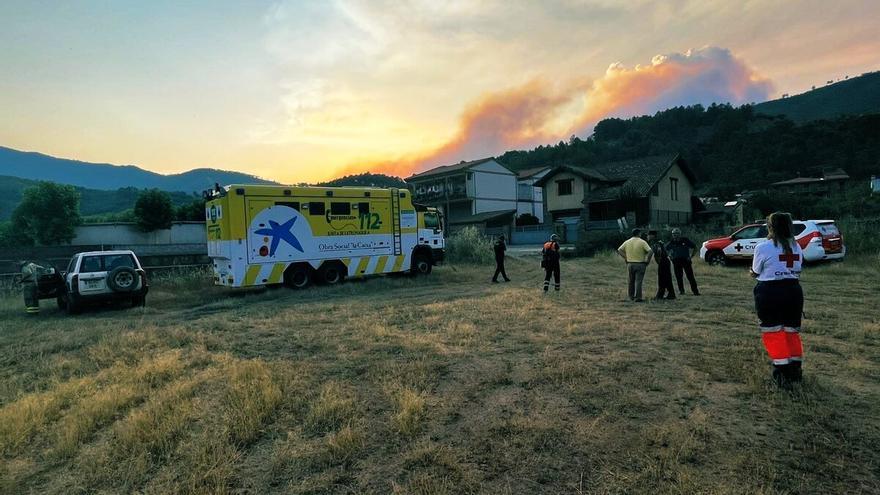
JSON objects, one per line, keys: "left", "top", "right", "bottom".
{"left": 347, "top": 46, "right": 773, "bottom": 178}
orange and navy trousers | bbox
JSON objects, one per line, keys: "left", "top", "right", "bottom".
{"left": 754, "top": 279, "right": 804, "bottom": 366}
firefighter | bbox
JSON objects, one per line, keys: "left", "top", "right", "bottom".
{"left": 648, "top": 230, "right": 675, "bottom": 300}
{"left": 491, "top": 234, "right": 510, "bottom": 283}
{"left": 666, "top": 228, "right": 700, "bottom": 295}
{"left": 751, "top": 212, "right": 805, "bottom": 387}
{"left": 20, "top": 261, "right": 42, "bottom": 315}
{"left": 541, "top": 234, "right": 561, "bottom": 292}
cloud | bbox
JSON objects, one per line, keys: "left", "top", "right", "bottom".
{"left": 573, "top": 46, "right": 774, "bottom": 132}
{"left": 347, "top": 46, "right": 773, "bottom": 177}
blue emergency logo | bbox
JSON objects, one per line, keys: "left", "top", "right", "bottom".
{"left": 255, "top": 217, "right": 304, "bottom": 255}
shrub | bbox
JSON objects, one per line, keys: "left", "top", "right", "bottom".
{"left": 575, "top": 229, "right": 629, "bottom": 257}
{"left": 445, "top": 226, "right": 494, "bottom": 264}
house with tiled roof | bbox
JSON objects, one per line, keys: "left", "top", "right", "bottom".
{"left": 769, "top": 168, "right": 849, "bottom": 196}
{"left": 534, "top": 154, "right": 697, "bottom": 227}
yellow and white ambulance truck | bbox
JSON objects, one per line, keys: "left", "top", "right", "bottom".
{"left": 205, "top": 184, "right": 445, "bottom": 288}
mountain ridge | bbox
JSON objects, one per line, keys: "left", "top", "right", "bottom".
{"left": 0, "top": 146, "right": 276, "bottom": 192}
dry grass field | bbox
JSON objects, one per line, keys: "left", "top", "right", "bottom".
{"left": 1, "top": 252, "right": 878, "bottom": 494}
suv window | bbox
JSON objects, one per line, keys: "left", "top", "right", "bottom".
{"left": 80, "top": 256, "right": 103, "bottom": 273}
{"left": 818, "top": 223, "right": 840, "bottom": 236}
{"left": 104, "top": 254, "right": 136, "bottom": 271}
{"left": 733, "top": 226, "right": 763, "bottom": 239}
{"left": 793, "top": 224, "right": 807, "bottom": 235}
{"left": 79, "top": 254, "right": 136, "bottom": 273}
{"left": 67, "top": 257, "right": 77, "bottom": 273}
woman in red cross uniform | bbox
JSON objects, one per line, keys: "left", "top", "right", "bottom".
{"left": 750, "top": 212, "right": 804, "bottom": 387}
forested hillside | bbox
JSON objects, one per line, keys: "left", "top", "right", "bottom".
{"left": 0, "top": 175, "right": 198, "bottom": 221}
{"left": 754, "top": 71, "right": 880, "bottom": 123}
{"left": 319, "top": 172, "right": 407, "bottom": 188}
{"left": 497, "top": 104, "right": 880, "bottom": 197}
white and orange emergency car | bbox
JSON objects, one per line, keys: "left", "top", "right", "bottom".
{"left": 700, "top": 219, "right": 845, "bottom": 265}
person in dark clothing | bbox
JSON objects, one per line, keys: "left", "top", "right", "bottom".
{"left": 492, "top": 234, "right": 510, "bottom": 283}
{"left": 666, "top": 228, "right": 700, "bottom": 295}
{"left": 541, "top": 234, "right": 561, "bottom": 292}
{"left": 648, "top": 231, "right": 675, "bottom": 300}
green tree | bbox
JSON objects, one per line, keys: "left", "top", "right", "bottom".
{"left": 10, "top": 181, "right": 82, "bottom": 245}
{"left": 175, "top": 197, "right": 207, "bottom": 221}
{"left": 134, "top": 189, "right": 174, "bottom": 232}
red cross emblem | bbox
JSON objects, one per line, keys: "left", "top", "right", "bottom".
{"left": 779, "top": 252, "right": 800, "bottom": 268}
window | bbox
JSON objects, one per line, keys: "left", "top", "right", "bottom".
{"left": 104, "top": 254, "right": 136, "bottom": 271}
{"left": 733, "top": 226, "right": 763, "bottom": 240}
{"left": 67, "top": 257, "right": 77, "bottom": 273}
{"left": 330, "top": 202, "right": 351, "bottom": 215}
{"left": 557, "top": 179, "right": 573, "bottom": 196}
{"left": 793, "top": 224, "right": 807, "bottom": 236}
{"left": 670, "top": 178, "right": 679, "bottom": 201}
{"left": 308, "top": 202, "right": 325, "bottom": 215}
{"left": 80, "top": 256, "right": 102, "bottom": 273}
{"left": 357, "top": 202, "right": 370, "bottom": 214}
{"left": 424, "top": 212, "right": 440, "bottom": 229}
{"left": 275, "top": 201, "right": 299, "bottom": 210}
{"left": 817, "top": 223, "right": 840, "bottom": 236}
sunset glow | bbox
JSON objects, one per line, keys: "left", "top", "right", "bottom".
{"left": 1, "top": 1, "right": 877, "bottom": 183}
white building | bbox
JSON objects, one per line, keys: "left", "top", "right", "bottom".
{"left": 406, "top": 158, "right": 546, "bottom": 233}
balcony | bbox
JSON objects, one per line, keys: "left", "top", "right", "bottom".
{"left": 412, "top": 177, "right": 470, "bottom": 203}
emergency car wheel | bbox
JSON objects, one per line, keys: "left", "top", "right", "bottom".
{"left": 706, "top": 250, "right": 727, "bottom": 266}
{"left": 318, "top": 262, "right": 345, "bottom": 285}
{"left": 108, "top": 266, "right": 138, "bottom": 292}
{"left": 284, "top": 264, "right": 312, "bottom": 289}
{"left": 412, "top": 253, "right": 432, "bottom": 275}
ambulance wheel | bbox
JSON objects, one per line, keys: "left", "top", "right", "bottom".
{"left": 284, "top": 264, "right": 312, "bottom": 289}
{"left": 412, "top": 253, "right": 432, "bottom": 275}
{"left": 706, "top": 250, "right": 726, "bottom": 266}
{"left": 318, "top": 262, "right": 346, "bottom": 285}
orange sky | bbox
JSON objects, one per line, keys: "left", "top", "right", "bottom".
{"left": 1, "top": 1, "right": 877, "bottom": 184}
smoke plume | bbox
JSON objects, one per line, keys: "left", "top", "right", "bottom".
{"left": 349, "top": 46, "right": 773, "bottom": 177}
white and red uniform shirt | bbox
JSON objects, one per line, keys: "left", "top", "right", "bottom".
{"left": 752, "top": 239, "right": 803, "bottom": 281}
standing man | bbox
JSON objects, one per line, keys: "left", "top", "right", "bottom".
{"left": 492, "top": 234, "right": 511, "bottom": 283}
{"left": 666, "top": 228, "right": 700, "bottom": 295}
{"left": 20, "top": 261, "right": 42, "bottom": 315}
{"left": 648, "top": 230, "right": 675, "bottom": 300}
{"left": 541, "top": 233, "right": 561, "bottom": 292}
{"left": 617, "top": 229, "right": 653, "bottom": 302}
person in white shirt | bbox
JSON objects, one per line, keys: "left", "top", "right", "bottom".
{"left": 750, "top": 212, "right": 805, "bottom": 387}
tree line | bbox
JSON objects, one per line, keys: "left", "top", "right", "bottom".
{"left": 497, "top": 104, "right": 880, "bottom": 199}
{"left": 0, "top": 183, "right": 205, "bottom": 247}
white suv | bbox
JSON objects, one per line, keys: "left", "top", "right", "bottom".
{"left": 700, "top": 219, "right": 846, "bottom": 265}
{"left": 60, "top": 250, "right": 149, "bottom": 313}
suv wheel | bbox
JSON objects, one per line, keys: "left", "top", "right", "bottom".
{"left": 66, "top": 295, "right": 81, "bottom": 315}
{"left": 108, "top": 266, "right": 138, "bottom": 292}
{"left": 706, "top": 250, "right": 727, "bottom": 266}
